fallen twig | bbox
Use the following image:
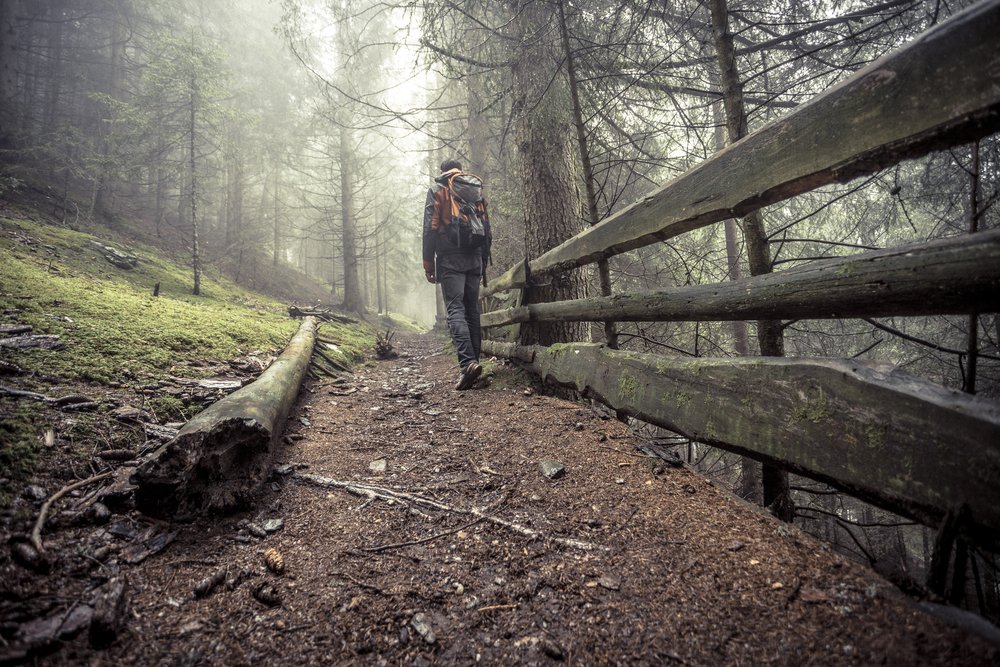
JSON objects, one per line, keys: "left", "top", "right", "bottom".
{"left": 0, "top": 385, "right": 97, "bottom": 409}
{"left": 31, "top": 471, "right": 114, "bottom": 552}
{"left": 297, "top": 474, "right": 605, "bottom": 552}
{"left": 476, "top": 604, "right": 518, "bottom": 613}
{"left": 362, "top": 516, "right": 486, "bottom": 553}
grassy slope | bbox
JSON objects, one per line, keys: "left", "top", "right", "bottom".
{"left": 0, "top": 209, "right": 375, "bottom": 501}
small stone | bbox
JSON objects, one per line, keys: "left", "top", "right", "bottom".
{"left": 726, "top": 541, "right": 745, "bottom": 552}
{"left": 246, "top": 523, "right": 267, "bottom": 539}
{"left": 263, "top": 518, "right": 284, "bottom": 533}
{"left": 11, "top": 541, "right": 47, "bottom": 572}
{"left": 369, "top": 458, "right": 387, "bottom": 474}
{"left": 454, "top": 583, "right": 465, "bottom": 595}
{"left": 539, "top": 460, "right": 565, "bottom": 480}
{"left": 771, "top": 582, "right": 784, "bottom": 590}
{"left": 598, "top": 574, "right": 621, "bottom": 591}
{"left": 541, "top": 638, "right": 565, "bottom": 660}
{"left": 573, "top": 422, "right": 584, "bottom": 431}
{"left": 410, "top": 612, "right": 436, "bottom": 644}
{"left": 274, "top": 464, "right": 295, "bottom": 476}
{"left": 252, "top": 583, "right": 282, "bottom": 607}
{"left": 21, "top": 484, "right": 47, "bottom": 502}
{"left": 615, "top": 478, "right": 625, "bottom": 484}
{"left": 88, "top": 502, "right": 112, "bottom": 525}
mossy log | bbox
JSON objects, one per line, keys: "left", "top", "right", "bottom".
{"left": 483, "top": 1, "right": 1000, "bottom": 295}
{"left": 133, "top": 317, "right": 317, "bottom": 517}
{"left": 482, "top": 230, "right": 1000, "bottom": 327}
{"left": 482, "top": 340, "right": 1000, "bottom": 548}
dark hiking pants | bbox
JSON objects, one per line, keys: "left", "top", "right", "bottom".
{"left": 437, "top": 254, "right": 482, "bottom": 370}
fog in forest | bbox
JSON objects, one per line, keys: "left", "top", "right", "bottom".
{"left": 2, "top": 0, "right": 999, "bottom": 624}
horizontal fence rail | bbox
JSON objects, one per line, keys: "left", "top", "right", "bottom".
{"left": 482, "top": 229, "right": 1000, "bottom": 328}
{"left": 482, "top": 0, "right": 1000, "bottom": 297}
{"left": 482, "top": 340, "right": 1000, "bottom": 548}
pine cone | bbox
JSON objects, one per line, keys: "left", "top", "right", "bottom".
{"left": 264, "top": 547, "right": 285, "bottom": 575}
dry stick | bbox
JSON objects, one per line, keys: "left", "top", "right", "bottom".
{"left": 31, "top": 471, "right": 113, "bottom": 552}
{"left": 477, "top": 604, "right": 518, "bottom": 613}
{"left": 297, "top": 474, "right": 605, "bottom": 552}
{"left": 362, "top": 516, "right": 486, "bottom": 553}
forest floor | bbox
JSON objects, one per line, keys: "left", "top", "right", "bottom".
{"left": 2, "top": 332, "right": 999, "bottom": 666}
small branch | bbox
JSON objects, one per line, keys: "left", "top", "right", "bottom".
{"left": 31, "top": 471, "right": 114, "bottom": 552}
{"left": 297, "top": 474, "right": 605, "bottom": 552}
{"left": 863, "top": 318, "right": 1000, "bottom": 361}
{"left": 476, "top": 604, "right": 518, "bottom": 613}
{"left": 362, "top": 516, "right": 486, "bottom": 553}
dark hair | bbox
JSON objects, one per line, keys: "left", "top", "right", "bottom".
{"left": 440, "top": 159, "right": 462, "bottom": 172}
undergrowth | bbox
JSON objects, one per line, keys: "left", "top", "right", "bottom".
{"left": 0, "top": 212, "right": 377, "bottom": 500}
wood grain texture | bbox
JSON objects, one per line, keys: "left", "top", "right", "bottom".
{"left": 481, "top": 229, "right": 1000, "bottom": 327}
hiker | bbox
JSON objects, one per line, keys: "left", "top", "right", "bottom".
{"left": 422, "top": 159, "right": 492, "bottom": 390}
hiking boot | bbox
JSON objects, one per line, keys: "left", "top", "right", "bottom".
{"left": 455, "top": 362, "right": 482, "bottom": 390}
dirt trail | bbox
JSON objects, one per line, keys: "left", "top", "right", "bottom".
{"left": 44, "top": 333, "right": 998, "bottom": 665}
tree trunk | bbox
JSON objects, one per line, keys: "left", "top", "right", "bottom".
{"left": 557, "top": 0, "right": 617, "bottom": 349}
{"left": 189, "top": 67, "right": 201, "bottom": 296}
{"left": 339, "top": 126, "right": 364, "bottom": 312}
{"left": 512, "top": 0, "right": 587, "bottom": 346}
{"left": 709, "top": 0, "right": 790, "bottom": 520}
{"left": 273, "top": 167, "right": 282, "bottom": 266}
{"left": 134, "top": 318, "right": 318, "bottom": 517}
{"left": 710, "top": 98, "right": 761, "bottom": 503}
{"left": 964, "top": 140, "right": 980, "bottom": 394}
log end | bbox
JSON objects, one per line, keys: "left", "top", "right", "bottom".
{"left": 133, "top": 417, "right": 274, "bottom": 517}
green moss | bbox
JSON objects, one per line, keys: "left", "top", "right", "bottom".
{"left": 0, "top": 217, "right": 302, "bottom": 383}
{"left": 0, "top": 403, "right": 45, "bottom": 507}
{"left": 618, "top": 372, "right": 639, "bottom": 402}
{"left": 675, "top": 390, "right": 691, "bottom": 406}
{"left": 866, "top": 422, "right": 888, "bottom": 451}
{"left": 147, "top": 396, "right": 198, "bottom": 422}
{"left": 0, "top": 213, "right": 378, "bottom": 491}
{"left": 792, "top": 388, "right": 832, "bottom": 424}
{"left": 835, "top": 261, "right": 857, "bottom": 277}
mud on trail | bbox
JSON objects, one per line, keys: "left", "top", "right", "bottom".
{"left": 10, "top": 332, "right": 999, "bottom": 665}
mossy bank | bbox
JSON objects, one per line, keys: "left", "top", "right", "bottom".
{"left": 0, "top": 213, "right": 376, "bottom": 503}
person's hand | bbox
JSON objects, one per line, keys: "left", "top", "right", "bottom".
{"left": 425, "top": 271, "right": 436, "bottom": 284}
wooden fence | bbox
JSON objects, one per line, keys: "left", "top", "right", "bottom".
{"left": 480, "top": 0, "right": 1000, "bottom": 549}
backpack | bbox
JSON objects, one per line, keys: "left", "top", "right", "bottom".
{"left": 444, "top": 171, "right": 489, "bottom": 249}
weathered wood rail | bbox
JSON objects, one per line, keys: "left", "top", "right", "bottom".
{"left": 481, "top": 1, "right": 1000, "bottom": 548}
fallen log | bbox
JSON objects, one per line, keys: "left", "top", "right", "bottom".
{"left": 132, "top": 317, "right": 318, "bottom": 517}
{"left": 288, "top": 305, "right": 357, "bottom": 324}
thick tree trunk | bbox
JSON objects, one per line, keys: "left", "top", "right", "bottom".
{"left": 709, "top": 0, "right": 789, "bottom": 519}
{"left": 964, "top": 140, "right": 980, "bottom": 394}
{"left": 339, "top": 126, "right": 364, "bottom": 313}
{"left": 134, "top": 318, "right": 318, "bottom": 517}
{"left": 512, "top": 0, "right": 587, "bottom": 346}
{"left": 189, "top": 70, "right": 201, "bottom": 296}
{"left": 557, "top": 0, "right": 617, "bottom": 349}
{"left": 711, "top": 98, "right": 760, "bottom": 502}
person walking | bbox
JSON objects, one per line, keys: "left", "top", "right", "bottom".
{"left": 422, "top": 159, "right": 492, "bottom": 390}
